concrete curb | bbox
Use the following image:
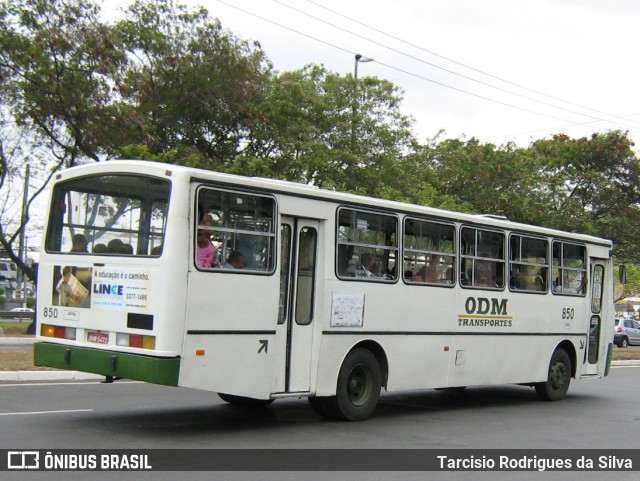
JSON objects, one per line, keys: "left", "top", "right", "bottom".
{"left": 1, "top": 337, "right": 35, "bottom": 345}
{"left": 0, "top": 371, "right": 103, "bottom": 381}
{"left": 610, "top": 360, "right": 640, "bottom": 367}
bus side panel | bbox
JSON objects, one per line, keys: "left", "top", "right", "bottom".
{"left": 179, "top": 271, "right": 280, "bottom": 398}
{"left": 448, "top": 293, "right": 586, "bottom": 387}
{"left": 313, "top": 282, "right": 456, "bottom": 396}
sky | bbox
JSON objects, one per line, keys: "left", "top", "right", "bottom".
{"left": 106, "top": 0, "right": 640, "bottom": 148}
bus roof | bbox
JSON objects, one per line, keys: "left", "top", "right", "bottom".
{"left": 56, "top": 160, "right": 612, "bottom": 248}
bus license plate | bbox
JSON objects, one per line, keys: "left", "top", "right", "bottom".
{"left": 87, "top": 331, "right": 109, "bottom": 344}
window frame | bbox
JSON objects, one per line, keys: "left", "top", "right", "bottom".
{"left": 335, "top": 206, "right": 399, "bottom": 283}
{"left": 45, "top": 174, "right": 171, "bottom": 257}
{"left": 551, "top": 240, "right": 588, "bottom": 296}
{"left": 508, "top": 233, "right": 549, "bottom": 294}
{"left": 194, "top": 185, "right": 278, "bottom": 275}
{"left": 459, "top": 225, "right": 506, "bottom": 291}
{"left": 403, "top": 217, "right": 456, "bottom": 288}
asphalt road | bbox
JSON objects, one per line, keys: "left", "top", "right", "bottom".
{"left": 1, "top": 365, "right": 639, "bottom": 481}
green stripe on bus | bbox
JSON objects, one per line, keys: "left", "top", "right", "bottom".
{"left": 34, "top": 342, "right": 180, "bottom": 387}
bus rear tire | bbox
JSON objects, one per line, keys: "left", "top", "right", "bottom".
{"left": 332, "top": 348, "right": 381, "bottom": 421}
{"left": 535, "top": 348, "right": 571, "bottom": 401}
{"left": 218, "top": 393, "right": 274, "bottom": 408}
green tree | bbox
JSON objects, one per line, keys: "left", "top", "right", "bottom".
{"left": 531, "top": 131, "right": 640, "bottom": 262}
{"left": 113, "top": 0, "right": 271, "bottom": 167}
{"left": 0, "top": 0, "right": 125, "bottom": 163}
{"left": 0, "top": 0, "right": 125, "bottom": 279}
{"left": 415, "top": 136, "right": 546, "bottom": 220}
{"left": 235, "top": 64, "right": 415, "bottom": 197}
{"left": 615, "top": 263, "right": 640, "bottom": 303}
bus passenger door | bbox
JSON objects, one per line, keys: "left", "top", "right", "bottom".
{"left": 585, "top": 260, "right": 605, "bottom": 374}
{"left": 277, "top": 217, "right": 320, "bottom": 393}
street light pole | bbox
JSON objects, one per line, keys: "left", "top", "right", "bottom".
{"left": 354, "top": 53, "right": 373, "bottom": 79}
{"left": 352, "top": 54, "right": 374, "bottom": 153}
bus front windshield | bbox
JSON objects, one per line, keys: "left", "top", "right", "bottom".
{"left": 45, "top": 174, "right": 171, "bottom": 256}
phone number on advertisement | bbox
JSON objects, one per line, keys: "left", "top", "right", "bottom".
{"left": 125, "top": 294, "right": 147, "bottom": 301}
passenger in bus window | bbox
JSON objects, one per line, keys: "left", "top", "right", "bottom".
{"left": 414, "top": 265, "right": 437, "bottom": 283}
{"left": 197, "top": 213, "right": 216, "bottom": 268}
{"left": 222, "top": 251, "right": 246, "bottom": 269}
{"left": 576, "top": 274, "right": 588, "bottom": 294}
{"left": 359, "top": 253, "right": 379, "bottom": 278}
{"left": 475, "top": 261, "right": 497, "bottom": 288}
{"left": 71, "top": 234, "right": 88, "bottom": 253}
{"left": 108, "top": 239, "right": 124, "bottom": 253}
{"left": 93, "top": 243, "right": 108, "bottom": 253}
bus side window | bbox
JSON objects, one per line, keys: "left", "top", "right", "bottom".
{"left": 195, "top": 187, "right": 277, "bottom": 273}
{"left": 460, "top": 227, "right": 505, "bottom": 290}
{"left": 336, "top": 208, "right": 398, "bottom": 282}
{"left": 552, "top": 241, "right": 587, "bottom": 295}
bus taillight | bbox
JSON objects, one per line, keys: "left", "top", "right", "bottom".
{"left": 40, "top": 324, "right": 77, "bottom": 340}
{"left": 116, "top": 333, "right": 156, "bottom": 350}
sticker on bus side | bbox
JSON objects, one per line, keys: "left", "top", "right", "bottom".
{"left": 91, "top": 267, "right": 151, "bottom": 313}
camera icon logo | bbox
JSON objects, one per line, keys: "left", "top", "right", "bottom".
{"left": 7, "top": 451, "right": 40, "bottom": 470}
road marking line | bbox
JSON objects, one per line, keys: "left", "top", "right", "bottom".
{"left": 0, "top": 409, "right": 94, "bottom": 416}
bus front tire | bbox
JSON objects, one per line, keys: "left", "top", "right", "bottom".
{"left": 535, "top": 348, "right": 571, "bottom": 401}
{"left": 218, "top": 393, "right": 274, "bottom": 408}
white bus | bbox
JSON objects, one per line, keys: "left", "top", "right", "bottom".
{"left": 35, "top": 160, "right": 614, "bottom": 421}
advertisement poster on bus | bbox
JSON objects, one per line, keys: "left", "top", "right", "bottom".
{"left": 52, "top": 265, "right": 151, "bottom": 313}
{"left": 52, "top": 265, "right": 92, "bottom": 308}
{"left": 91, "top": 267, "right": 151, "bottom": 313}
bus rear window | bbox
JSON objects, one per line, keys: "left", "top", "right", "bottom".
{"left": 45, "top": 174, "right": 170, "bottom": 256}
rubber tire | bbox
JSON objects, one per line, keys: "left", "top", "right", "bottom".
{"left": 535, "top": 348, "right": 571, "bottom": 401}
{"left": 218, "top": 393, "right": 274, "bottom": 408}
{"left": 619, "top": 337, "right": 629, "bottom": 348}
{"left": 328, "top": 348, "right": 382, "bottom": 421}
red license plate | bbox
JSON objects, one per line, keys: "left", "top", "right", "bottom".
{"left": 87, "top": 331, "right": 109, "bottom": 344}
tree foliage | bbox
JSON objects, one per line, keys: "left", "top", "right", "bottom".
{"left": 1, "top": 0, "right": 640, "bottom": 298}
{"left": 113, "top": 0, "right": 271, "bottom": 166}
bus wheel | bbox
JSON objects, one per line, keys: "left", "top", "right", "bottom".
{"left": 218, "top": 393, "right": 274, "bottom": 408}
{"left": 334, "top": 348, "right": 381, "bottom": 421}
{"left": 535, "top": 348, "right": 571, "bottom": 401}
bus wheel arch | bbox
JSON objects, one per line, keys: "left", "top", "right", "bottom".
{"left": 350, "top": 340, "right": 389, "bottom": 389}
{"left": 309, "top": 342, "right": 386, "bottom": 421}
{"left": 534, "top": 344, "right": 573, "bottom": 402}
{"left": 557, "top": 339, "right": 577, "bottom": 379}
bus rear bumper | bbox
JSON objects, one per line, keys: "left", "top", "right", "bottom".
{"left": 34, "top": 342, "right": 180, "bottom": 387}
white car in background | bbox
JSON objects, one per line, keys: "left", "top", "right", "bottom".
{"left": 614, "top": 317, "right": 640, "bottom": 348}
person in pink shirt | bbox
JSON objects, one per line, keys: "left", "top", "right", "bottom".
{"left": 197, "top": 213, "right": 216, "bottom": 267}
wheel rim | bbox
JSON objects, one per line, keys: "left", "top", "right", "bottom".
{"left": 550, "top": 361, "right": 568, "bottom": 391}
{"left": 347, "top": 365, "right": 373, "bottom": 406}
